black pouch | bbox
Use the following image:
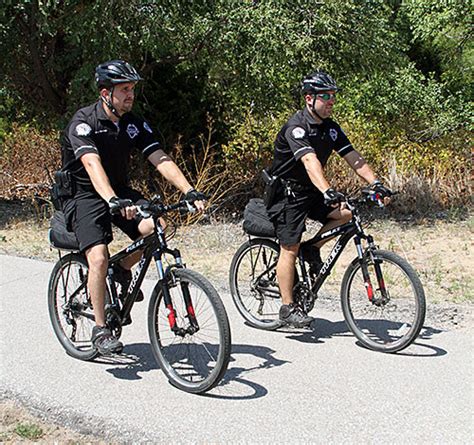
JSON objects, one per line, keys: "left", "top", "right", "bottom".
{"left": 261, "top": 168, "right": 280, "bottom": 208}
{"left": 54, "top": 170, "right": 74, "bottom": 197}
{"left": 50, "top": 170, "right": 74, "bottom": 211}
{"left": 50, "top": 184, "right": 62, "bottom": 211}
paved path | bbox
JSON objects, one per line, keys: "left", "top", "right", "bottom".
{"left": 0, "top": 255, "right": 472, "bottom": 443}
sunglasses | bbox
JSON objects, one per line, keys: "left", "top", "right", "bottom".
{"left": 316, "top": 93, "right": 337, "bottom": 101}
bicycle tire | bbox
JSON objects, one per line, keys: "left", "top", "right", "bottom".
{"left": 229, "top": 238, "right": 283, "bottom": 330}
{"left": 48, "top": 253, "right": 99, "bottom": 360}
{"left": 148, "top": 268, "right": 231, "bottom": 394}
{"left": 341, "top": 249, "right": 426, "bottom": 353}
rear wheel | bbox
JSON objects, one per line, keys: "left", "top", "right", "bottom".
{"left": 48, "top": 253, "right": 99, "bottom": 360}
{"left": 148, "top": 268, "right": 231, "bottom": 394}
{"left": 229, "top": 238, "right": 283, "bottom": 330}
{"left": 341, "top": 250, "right": 426, "bottom": 353}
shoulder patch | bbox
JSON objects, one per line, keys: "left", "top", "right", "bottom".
{"left": 126, "top": 124, "right": 139, "bottom": 139}
{"left": 291, "top": 127, "right": 306, "bottom": 139}
{"left": 75, "top": 123, "right": 92, "bottom": 137}
{"left": 143, "top": 122, "right": 153, "bottom": 133}
{"left": 329, "top": 128, "right": 338, "bottom": 141}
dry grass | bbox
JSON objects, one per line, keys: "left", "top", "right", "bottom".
{"left": 0, "top": 201, "right": 472, "bottom": 303}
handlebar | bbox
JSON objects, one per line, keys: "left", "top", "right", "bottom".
{"left": 346, "top": 188, "right": 398, "bottom": 210}
{"left": 137, "top": 196, "right": 199, "bottom": 219}
{"left": 109, "top": 195, "right": 200, "bottom": 218}
{"left": 346, "top": 188, "right": 396, "bottom": 210}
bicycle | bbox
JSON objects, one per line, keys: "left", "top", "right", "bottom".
{"left": 48, "top": 196, "right": 231, "bottom": 393}
{"left": 229, "top": 190, "right": 426, "bottom": 353}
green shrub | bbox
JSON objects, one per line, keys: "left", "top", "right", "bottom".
{"left": 14, "top": 422, "right": 44, "bottom": 440}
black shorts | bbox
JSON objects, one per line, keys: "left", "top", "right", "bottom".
{"left": 267, "top": 190, "right": 333, "bottom": 246}
{"left": 63, "top": 187, "right": 146, "bottom": 252}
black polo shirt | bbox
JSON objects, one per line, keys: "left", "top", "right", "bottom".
{"left": 271, "top": 107, "right": 354, "bottom": 187}
{"left": 61, "top": 101, "right": 161, "bottom": 189}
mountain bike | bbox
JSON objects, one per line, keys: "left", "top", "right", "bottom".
{"left": 229, "top": 190, "right": 426, "bottom": 353}
{"left": 48, "top": 196, "right": 231, "bottom": 394}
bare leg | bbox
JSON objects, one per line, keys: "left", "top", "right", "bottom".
{"left": 276, "top": 243, "right": 299, "bottom": 305}
{"left": 85, "top": 244, "right": 109, "bottom": 326}
{"left": 119, "top": 217, "right": 156, "bottom": 270}
{"left": 314, "top": 207, "right": 352, "bottom": 249}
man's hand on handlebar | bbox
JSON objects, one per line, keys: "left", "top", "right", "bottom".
{"left": 108, "top": 196, "right": 136, "bottom": 219}
{"left": 369, "top": 180, "right": 392, "bottom": 206}
{"left": 184, "top": 189, "right": 207, "bottom": 212}
{"left": 323, "top": 188, "right": 346, "bottom": 208}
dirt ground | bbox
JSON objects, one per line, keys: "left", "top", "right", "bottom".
{"left": 0, "top": 201, "right": 472, "bottom": 443}
{"left": 0, "top": 399, "right": 111, "bottom": 444}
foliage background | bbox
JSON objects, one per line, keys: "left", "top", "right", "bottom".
{"left": 0, "top": 0, "right": 472, "bottom": 217}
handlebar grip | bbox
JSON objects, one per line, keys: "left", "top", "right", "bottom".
{"left": 109, "top": 198, "right": 134, "bottom": 215}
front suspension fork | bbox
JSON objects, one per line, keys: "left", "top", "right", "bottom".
{"left": 355, "top": 236, "right": 388, "bottom": 303}
{"left": 160, "top": 280, "right": 200, "bottom": 336}
{"left": 155, "top": 255, "right": 199, "bottom": 335}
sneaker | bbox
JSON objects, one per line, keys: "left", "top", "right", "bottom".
{"left": 91, "top": 326, "right": 123, "bottom": 355}
{"left": 112, "top": 264, "right": 144, "bottom": 302}
{"left": 279, "top": 304, "right": 314, "bottom": 328}
{"left": 300, "top": 244, "right": 323, "bottom": 276}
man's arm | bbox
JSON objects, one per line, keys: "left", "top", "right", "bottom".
{"left": 148, "top": 150, "right": 205, "bottom": 210}
{"left": 300, "top": 152, "right": 331, "bottom": 193}
{"left": 81, "top": 153, "right": 136, "bottom": 218}
{"left": 81, "top": 153, "right": 117, "bottom": 201}
{"left": 148, "top": 150, "right": 193, "bottom": 193}
{"left": 342, "top": 150, "right": 377, "bottom": 184}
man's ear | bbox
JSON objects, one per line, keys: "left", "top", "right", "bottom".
{"left": 99, "top": 87, "right": 110, "bottom": 99}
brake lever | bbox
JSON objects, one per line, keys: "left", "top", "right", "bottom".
{"left": 185, "top": 201, "right": 197, "bottom": 213}
{"left": 137, "top": 206, "right": 152, "bottom": 219}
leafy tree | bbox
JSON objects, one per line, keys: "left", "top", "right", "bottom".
{"left": 0, "top": 0, "right": 471, "bottom": 163}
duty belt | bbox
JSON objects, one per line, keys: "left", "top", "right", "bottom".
{"left": 282, "top": 179, "right": 315, "bottom": 193}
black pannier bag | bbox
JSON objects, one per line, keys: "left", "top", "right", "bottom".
{"left": 242, "top": 198, "right": 276, "bottom": 238}
{"left": 48, "top": 211, "right": 80, "bottom": 251}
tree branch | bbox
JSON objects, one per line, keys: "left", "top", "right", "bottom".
{"left": 15, "top": 1, "right": 64, "bottom": 113}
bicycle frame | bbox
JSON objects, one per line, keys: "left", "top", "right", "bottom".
{"left": 109, "top": 217, "right": 201, "bottom": 334}
{"left": 62, "top": 208, "right": 199, "bottom": 334}
{"left": 299, "top": 221, "right": 358, "bottom": 293}
{"left": 297, "top": 200, "right": 385, "bottom": 303}
{"left": 249, "top": 199, "right": 384, "bottom": 306}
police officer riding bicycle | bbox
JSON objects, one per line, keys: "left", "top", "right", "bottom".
{"left": 58, "top": 60, "right": 205, "bottom": 354}
{"left": 267, "top": 70, "right": 392, "bottom": 328}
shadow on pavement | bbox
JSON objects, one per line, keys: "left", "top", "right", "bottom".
{"left": 95, "top": 343, "right": 156, "bottom": 380}
{"left": 94, "top": 342, "right": 288, "bottom": 400}
{"left": 204, "top": 343, "right": 290, "bottom": 400}
{"left": 280, "top": 317, "right": 448, "bottom": 357}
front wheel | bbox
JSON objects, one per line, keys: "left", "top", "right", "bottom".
{"left": 148, "top": 268, "right": 231, "bottom": 394}
{"left": 341, "top": 250, "right": 426, "bottom": 353}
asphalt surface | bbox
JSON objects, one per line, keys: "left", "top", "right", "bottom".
{"left": 0, "top": 254, "right": 472, "bottom": 444}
